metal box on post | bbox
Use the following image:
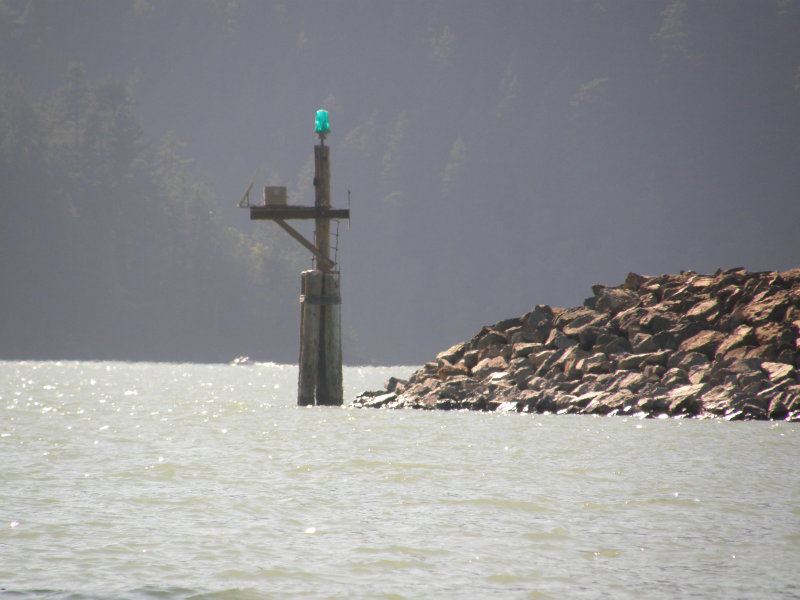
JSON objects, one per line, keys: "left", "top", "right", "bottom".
{"left": 264, "top": 186, "right": 287, "bottom": 206}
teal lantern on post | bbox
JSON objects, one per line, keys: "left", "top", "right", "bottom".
{"left": 315, "top": 109, "right": 330, "bottom": 135}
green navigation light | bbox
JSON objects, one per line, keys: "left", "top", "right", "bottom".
{"left": 315, "top": 109, "right": 330, "bottom": 135}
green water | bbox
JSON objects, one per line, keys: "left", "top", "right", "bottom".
{"left": 1, "top": 361, "right": 798, "bottom": 599}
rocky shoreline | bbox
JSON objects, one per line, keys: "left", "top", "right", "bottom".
{"left": 354, "top": 268, "right": 800, "bottom": 421}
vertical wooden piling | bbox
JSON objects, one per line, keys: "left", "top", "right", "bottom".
{"left": 317, "top": 271, "right": 343, "bottom": 405}
{"left": 311, "top": 135, "right": 343, "bottom": 406}
{"left": 314, "top": 143, "right": 331, "bottom": 268}
{"left": 298, "top": 269, "right": 322, "bottom": 406}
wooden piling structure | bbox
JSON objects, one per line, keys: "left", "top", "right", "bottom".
{"left": 317, "top": 271, "right": 342, "bottom": 405}
{"left": 244, "top": 109, "right": 347, "bottom": 407}
{"left": 308, "top": 133, "right": 343, "bottom": 406}
{"left": 298, "top": 269, "right": 322, "bottom": 406}
{"left": 314, "top": 143, "right": 332, "bottom": 268}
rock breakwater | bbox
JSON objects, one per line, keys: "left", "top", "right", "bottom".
{"left": 354, "top": 268, "right": 800, "bottom": 420}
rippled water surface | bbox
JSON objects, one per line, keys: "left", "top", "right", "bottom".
{"left": 1, "top": 361, "right": 798, "bottom": 599}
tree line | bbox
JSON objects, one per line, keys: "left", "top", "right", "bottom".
{"left": 0, "top": 64, "right": 308, "bottom": 363}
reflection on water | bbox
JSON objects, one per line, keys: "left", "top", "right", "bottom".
{"left": 1, "top": 361, "right": 798, "bottom": 599}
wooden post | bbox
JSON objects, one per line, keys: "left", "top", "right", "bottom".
{"left": 298, "top": 269, "right": 322, "bottom": 406}
{"left": 314, "top": 143, "right": 331, "bottom": 271}
{"left": 317, "top": 271, "right": 343, "bottom": 405}
{"left": 311, "top": 135, "right": 343, "bottom": 406}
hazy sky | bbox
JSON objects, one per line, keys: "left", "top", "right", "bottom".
{"left": 1, "top": 1, "right": 799, "bottom": 363}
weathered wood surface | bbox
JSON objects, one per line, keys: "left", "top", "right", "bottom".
{"left": 274, "top": 219, "right": 335, "bottom": 270}
{"left": 252, "top": 134, "right": 345, "bottom": 406}
{"left": 297, "top": 270, "right": 322, "bottom": 406}
{"left": 314, "top": 144, "right": 333, "bottom": 271}
{"left": 317, "top": 271, "right": 343, "bottom": 406}
{"left": 249, "top": 206, "right": 349, "bottom": 220}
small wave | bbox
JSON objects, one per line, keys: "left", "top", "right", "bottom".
{"left": 349, "top": 558, "right": 430, "bottom": 572}
{"left": 523, "top": 527, "right": 569, "bottom": 542}
{"left": 442, "top": 497, "right": 554, "bottom": 513}
{"left": 354, "top": 544, "right": 448, "bottom": 558}
{"left": 343, "top": 457, "right": 441, "bottom": 471}
{"left": 581, "top": 548, "right": 622, "bottom": 560}
{"left": 484, "top": 572, "right": 541, "bottom": 584}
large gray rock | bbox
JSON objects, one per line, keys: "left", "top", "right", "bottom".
{"left": 360, "top": 392, "right": 398, "bottom": 408}
{"left": 584, "top": 389, "right": 635, "bottom": 414}
{"left": 642, "top": 364, "right": 667, "bottom": 381}
{"left": 509, "top": 328, "right": 536, "bottom": 344}
{"left": 524, "top": 304, "right": 555, "bottom": 328}
{"left": 651, "top": 330, "right": 679, "bottom": 351}
{"left": 512, "top": 342, "right": 543, "bottom": 358}
{"left": 577, "top": 324, "right": 610, "bottom": 350}
{"left": 556, "top": 346, "right": 590, "bottom": 379}
{"left": 511, "top": 366, "right": 536, "bottom": 388}
{"left": 612, "top": 306, "right": 650, "bottom": 336}
{"left": 703, "top": 358, "right": 766, "bottom": 399}
{"left": 631, "top": 332, "right": 659, "bottom": 353}
{"left": 641, "top": 310, "right": 679, "bottom": 334}
{"left": 494, "top": 400, "right": 521, "bottom": 413}
{"left": 617, "top": 350, "right": 671, "bottom": 370}
{"left": 494, "top": 317, "right": 523, "bottom": 332}
{"left": 436, "top": 342, "right": 466, "bottom": 364}
{"left": 545, "top": 328, "right": 579, "bottom": 350}
{"left": 476, "top": 343, "right": 510, "bottom": 363}
{"left": 553, "top": 307, "right": 602, "bottom": 330}
{"left": 462, "top": 349, "right": 480, "bottom": 369}
{"left": 575, "top": 352, "right": 614, "bottom": 375}
{"left": 761, "top": 361, "right": 796, "bottom": 383}
{"left": 678, "top": 330, "right": 727, "bottom": 358}
{"left": 687, "top": 274, "right": 716, "bottom": 291}
{"left": 593, "top": 286, "right": 639, "bottom": 314}
{"left": 754, "top": 322, "right": 795, "bottom": 350}
{"left": 437, "top": 361, "right": 470, "bottom": 379}
{"left": 476, "top": 329, "right": 508, "bottom": 350}
{"left": 623, "top": 272, "right": 648, "bottom": 291}
{"left": 669, "top": 321, "right": 707, "bottom": 344}
{"left": 572, "top": 391, "right": 604, "bottom": 408}
{"left": 562, "top": 313, "right": 609, "bottom": 350}
{"left": 636, "top": 394, "right": 670, "bottom": 414}
{"left": 742, "top": 290, "right": 790, "bottom": 324}
{"left": 667, "top": 350, "right": 710, "bottom": 371}
{"left": 385, "top": 377, "right": 408, "bottom": 393}
{"left": 614, "top": 371, "right": 648, "bottom": 393}
{"left": 472, "top": 356, "right": 508, "bottom": 379}
{"left": 768, "top": 397, "right": 790, "bottom": 420}
{"left": 687, "top": 364, "right": 709, "bottom": 385}
{"left": 686, "top": 298, "right": 720, "bottom": 322}
{"left": 715, "top": 325, "right": 755, "bottom": 359}
{"left": 662, "top": 367, "right": 689, "bottom": 387}
{"left": 529, "top": 349, "right": 558, "bottom": 370}
{"left": 666, "top": 384, "right": 705, "bottom": 415}
{"left": 523, "top": 305, "right": 555, "bottom": 342}
{"left": 593, "top": 333, "right": 631, "bottom": 355}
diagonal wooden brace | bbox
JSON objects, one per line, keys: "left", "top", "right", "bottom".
{"left": 274, "top": 218, "right": 336, "bottom": 270}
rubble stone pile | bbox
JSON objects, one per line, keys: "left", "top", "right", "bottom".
{"left": 354, "top": 268, "right": 800, "bottom": 420}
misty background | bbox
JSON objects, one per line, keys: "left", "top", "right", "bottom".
{"left": 1, "top": 1, "right": 799, "bottom": 365}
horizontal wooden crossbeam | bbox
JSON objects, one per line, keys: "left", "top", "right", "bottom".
{"left": 250, "top": 206, "right": 350, "bottom": 220}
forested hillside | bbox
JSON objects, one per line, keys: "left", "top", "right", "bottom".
{"left": 0, "top": 66, "right": 305, "bottom": 362}
{"left": 1, "top": 1, "right": 799, "bottom": 364}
